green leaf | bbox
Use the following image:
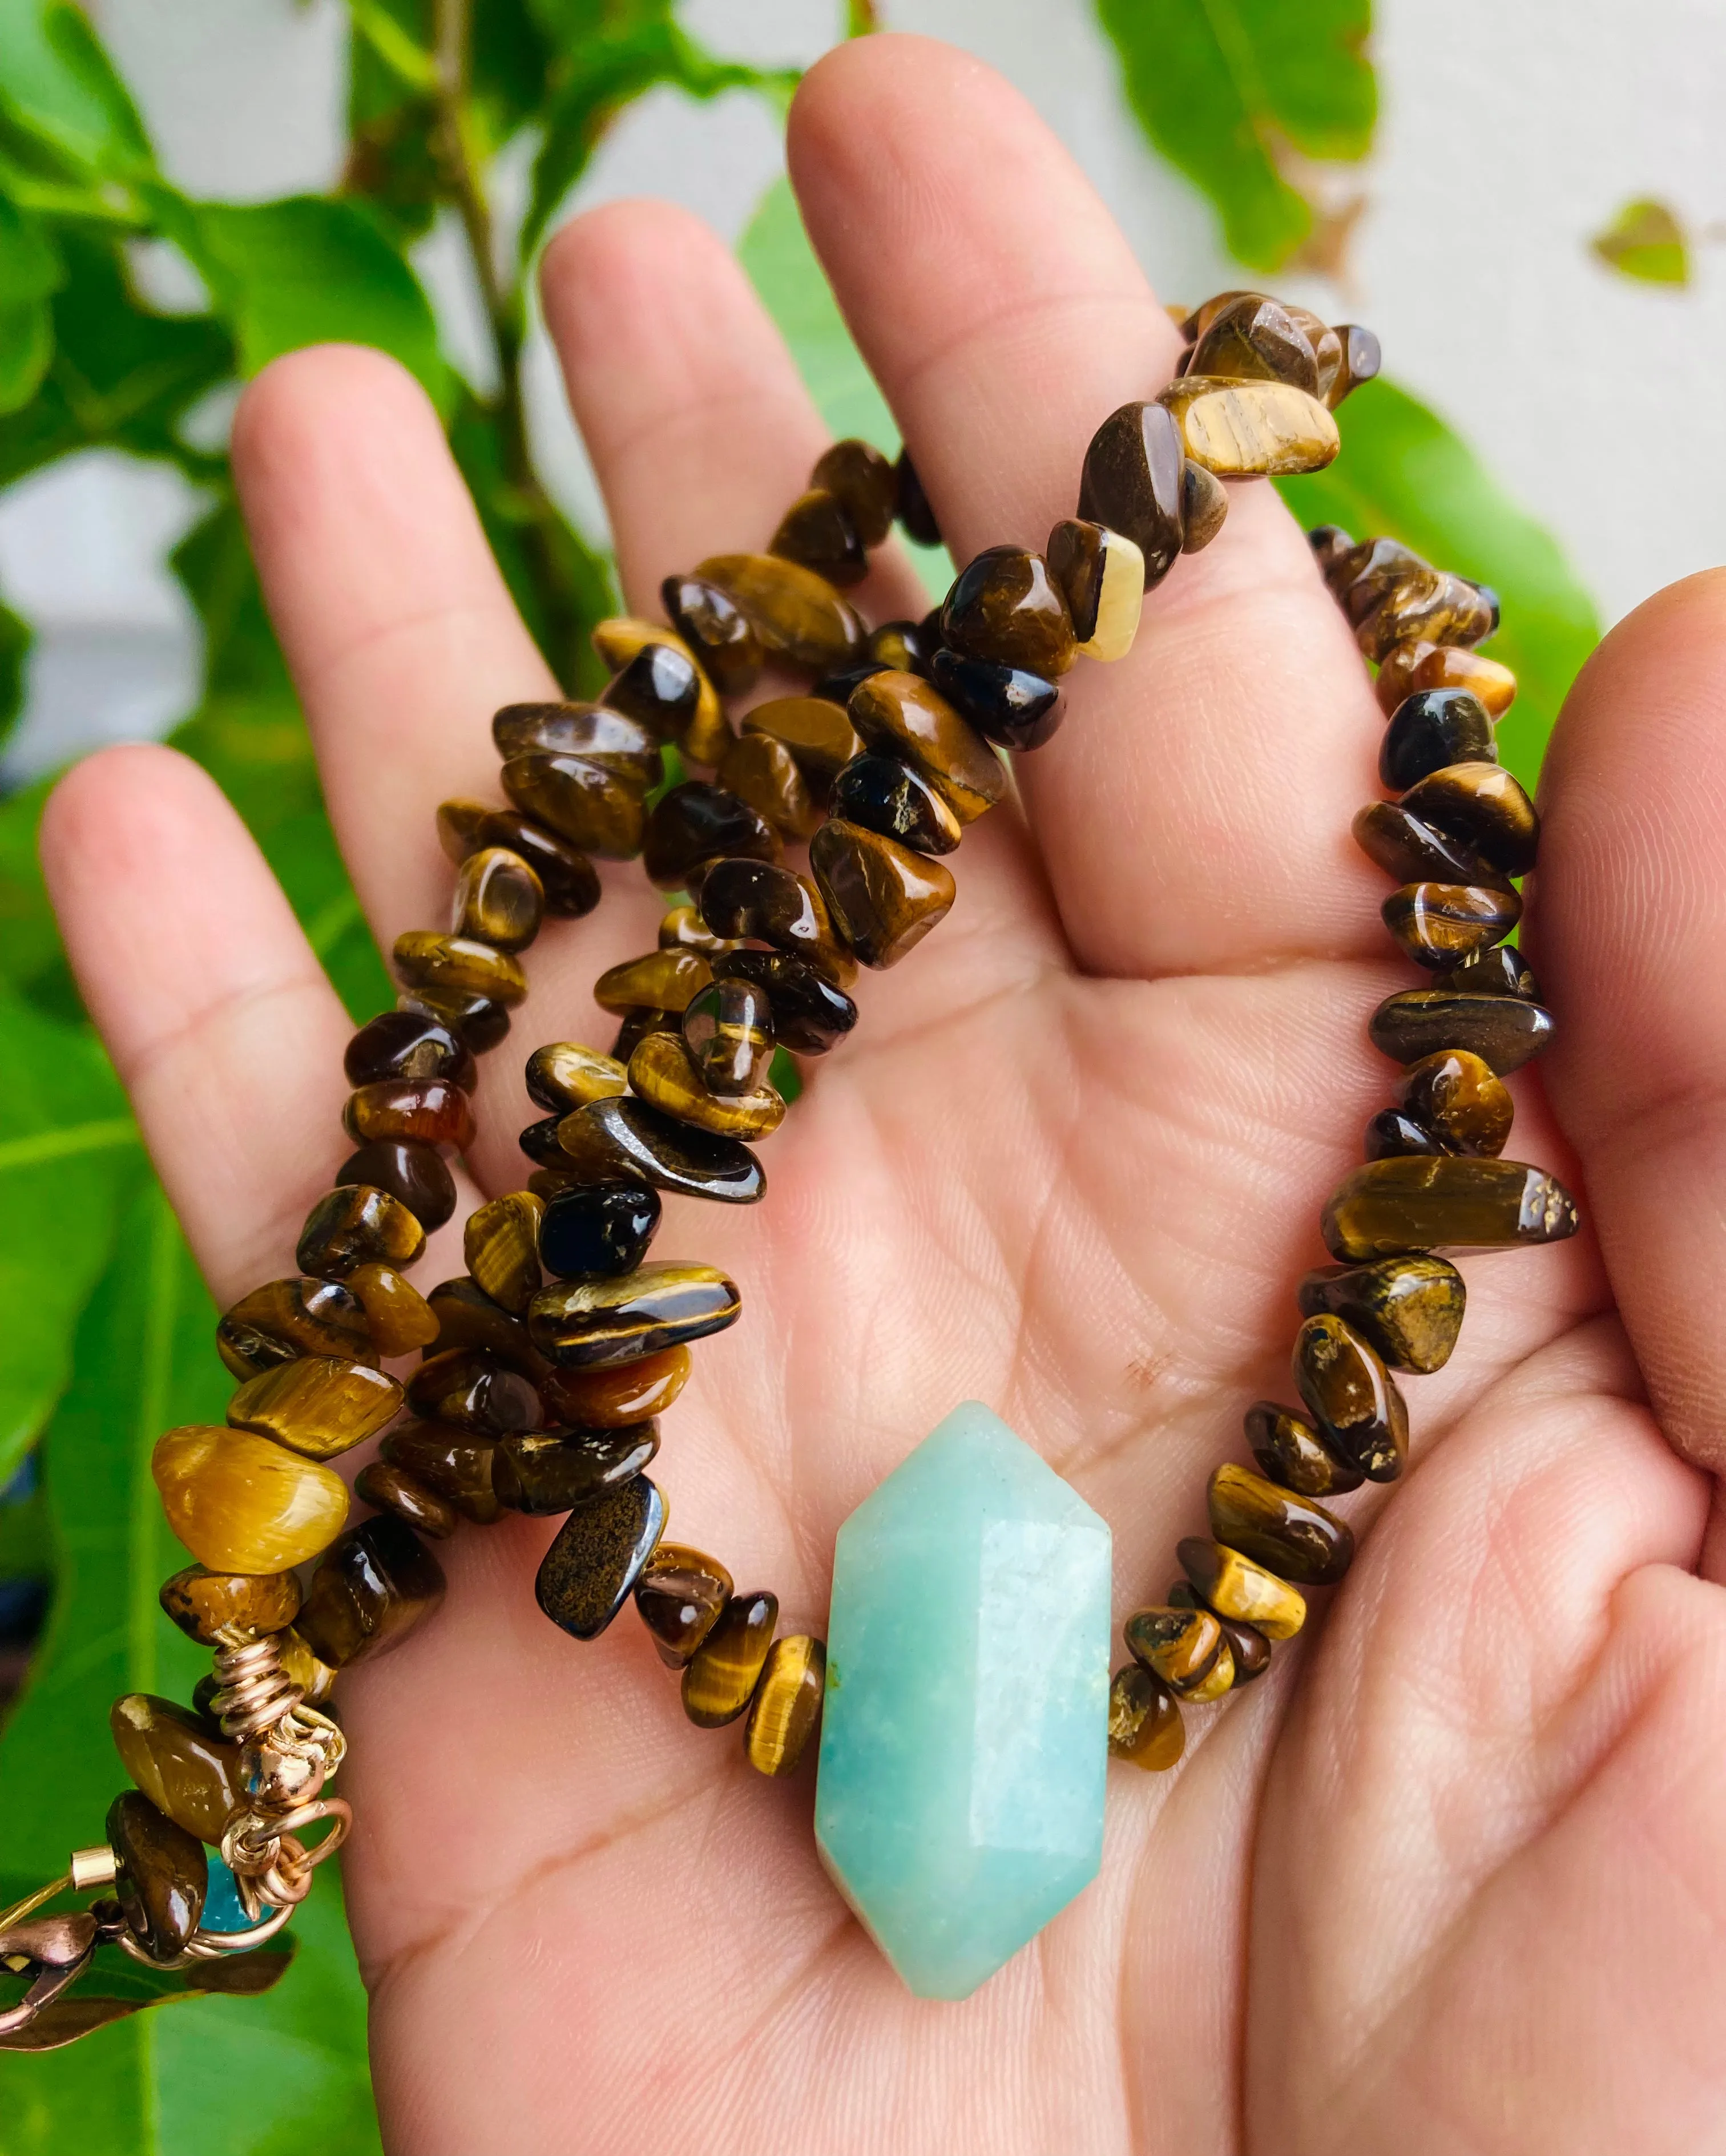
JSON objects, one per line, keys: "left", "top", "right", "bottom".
{"left": 0, "top": 0, "right": 148, "bottom": 176}
{"left": 1094, "top": 0, "right": 1374, "bottom": 270}
{"left": 0, "top": 597, "right": 27, "bottom": 752}
{"left": 0, "top": 189, "right": 63, "bottom": 300}
{"left": 1277, "top": 380, "right": 1601, "bottom": 786}
{"left": 0, "top": 1186, "right": 381, "bottom": 2150}
{"left": 1590, "top": 197, "right": 1689, "bottom": 286}
{"left": 0, "top": 297, "right": 54, "bottom": 413}
{"left": 184, "top": 195, "right": 448, "bottom": 410}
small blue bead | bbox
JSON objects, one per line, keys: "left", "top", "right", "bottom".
{"left": 201, "top": 1856, "right": 272, "bottom": 1934}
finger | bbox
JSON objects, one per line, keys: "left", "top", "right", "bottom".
{"left": 39, "top": 745, "right": 366, "bottom": 1304}
{"left": 787, "top": 38, "right": 1388, "bottom": 982}
{"left": 539, "top": 196, "right": 1068, "bottom": 1031}
{"left": 1539, "top": 568, "right": 1726, "bottom": 1521}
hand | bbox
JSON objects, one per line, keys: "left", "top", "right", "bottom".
{"left": 38, "top": 35, "right": 1726, "bottom": 2155}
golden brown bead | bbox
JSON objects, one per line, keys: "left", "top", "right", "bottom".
{"left": 493, "top": 699, "right": 662, "bottom": 782}
{"left": 425, "top": 1275, "right": 551, "bottom": 1379}
{"left": 337, "top": 1137, "right": 457, "bottom": 1232}
{"left": 1368, "top": 988, "right": 1556, "bottom": 1073}
{"left": 1296, "top": 1255, "right": 1467, "bottom": 1375}
{"left": 1395, "top": 1048, "right": 1514, "bottom": 1156}
{"left": 743, "top": 1636, "right": 826, "bottom": 1775}
{"left": 662, "top": 574, "right": 763, "bottom": 697}
{"left": 464, "top": 1190, "right": 545, "bottom": 1315}
{"left": 539, "top": 1345, "right": 692, "bottom": 1430}
{"left": 529, "top": 1261, "right": 741, "bottom": 1367}
{"left": 1045, "top": 519, "right": 1145, "bottom": 663}
{"left": 894, "top": 447, "right": 941, "bottom": 547}
{"left": 940, "top": 547, "right": 1076, "bottom": 677}
{"left": 1293, "top": 1314, "right": 1409, "bottom": 1482}
{"left": 501, "top": 753, "right": 646, "bottom": 860}
{"left": 634, "top": 1541, "right": 733, "bottom": 1666}
{"left": 1179, "top": 459, "right": 1228, "bottom": 553}
{"left": 107, "top": 1791, "right": 207, "bottom": 1958}
{"left": 1123, "top": 1604, "right": 1223, "bottom": 1693}
{"left": 1208, "top": 1462, "right": 1354, "bottom": 1586}
{"left": 344, "top": 1262, "right": 440, "bottom": 1355}
{"left": 1187, "top": 293, "right": 1321, "bottom": 393}
{"left": 592, "top": 616, "right": 725, "bottom": 748}
{"left": 344, "top": 1076, "right": 477, "bottom": 1151}
{"left": 435, "top": 803, "right": 602, "bottom": 918}
{"left": 698, "top": 855, "right": 856, "bottom": 983}
{"left": 345, "top": 1007, "right": 478, "bottom": 1093}
{"left": 659, "top": 902, "right": 740, "bottom": 955}
{"left": 565, "top": 1094, "right": 766, "bottom": 1205}
{"left": 295, "top": 1184, "right": 428, "bottom": 1283}
{"left": 830, "top": 752, "right": 963, "bottom": 856}
{"left": 1381, "top": 881, "right": 1521, "bottom": 972}
{"left": 396, "top": 984, "right": 511, "bottom": 1056}
{"left": 1180, "top": 1636, "right": 1237, "bottom": 1703}
{"left": 1376, "top": 641, "right": 1517, "bottom": 720}
{"left": 393, "top": 930, "right": 528, "bottom": 1008}
{"left": 594, "top": 948, "right": 713, "bottom": 1016}
{"left": 159, "top": 1563, "right": 301, "bottom": 1645}
{"left": 717, "top": 730, "right": 822, "bottom": 842}
{"left": 812, "top": 438, "right": 897, "bottom": 547}
{"left": 493, "top": 1423, "right": 658, "bottom": 1513}
{"left": 535, "top": 1476, "right": 667, "bottom": 1640}
{"left": 1107, "top": 1664, "right": 1185, "bottom": 1769}
{"left": 770, "top": 487, "right": 866, "bottom": 587}
{"left": 524, "top": 1041, "right": 628, "bottom": 1115}
{"left": 1159, "top": 376, "right": 1340, "bottom": 477}
{"left": 694, "top": 552, "right": 865, "bottom": 673}
{"left": 215, "top": 1276, "right": 373, "bottom": 1380}
{"left": 848, "top": 668, "right": 1006, "bottom": 823}
{"left": 451, "top": 845, "right": 545, "bottom": 951}
{"left": 1177, "top": 1536, "right": 1306, "bottom": 1640}
{"left": 809, "top": 817, "right": 957, "bottom": 969}
{"left": 1322, "top": 1154, "right": 1579, "bottom": 1263}
{"left": 742, "top": 695, "right": 864, "bottom": 792}
{"left": 380, "top": 1419, "right": 501, "bottom": 1524}
{"left": 683, "top": 1590, "right": 777, "bottom": 1727}
{"left": 1353, "top": 800, "right": 1513, "bottom": 893}
{"left": 406, "top": 1347, "right": 540, "bottom": 1436}
{"left": 628, "top": 1031, "right": 786, "bottom": 1139}
{"left": 276, "top": 1626, "right": 339, "bottom": 1706}
{"left": 1433, "top": 944, "right": 1538, "bottom": 1000}
{"left": 111, "top": 1694, "right": 242, "bottom": 1846}
{"left": 151, "top": 1424, "right": 349, "bottom": 1573}
{"left": 354, "top": 1457, "right": 459, "bottom": 1540}
{"left": 297, "top": 1515, "right": 445, "bottom": 1668}
{"left": 1243, "top": 1400, "right": 1363, "bottom": 1497}
{"left": 1166, "top": 1581, "right": 1273, "bottom": 1684}
{"left": 1398, "top": 761, "right": 1539, "bottom": 878}
{"left": 682, "top": 979, "right": 774, "bottom": 1097}
{"left": 225, "top": 1356, "right": 404, "bottom": 1461}
{"left": 1353, "top": 568, "right": 1495, "bottom": 665}
{"left": 1077, "top": 401, "right": 1186, "bottom": 584}
{"left": 599, "top": 637, "right": 700, "bottom": 740}
{"left": 643, "top": 781, "right": 779, "bottom": 890}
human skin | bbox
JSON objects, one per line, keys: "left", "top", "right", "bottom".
{"left": 36, "top": 34, "right": 1726, "bottom": 2156}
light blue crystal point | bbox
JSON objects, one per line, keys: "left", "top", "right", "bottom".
{"left": 814, "top": 1400, "right": 1111, "bottom": 2000}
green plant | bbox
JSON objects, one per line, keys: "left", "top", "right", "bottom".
{"left": 0, "top": 1, "right": 1600, "bottom": 2145}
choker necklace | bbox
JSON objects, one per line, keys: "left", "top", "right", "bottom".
{"left": 0, "top": 289, "right": 1576, "bottom": 2038}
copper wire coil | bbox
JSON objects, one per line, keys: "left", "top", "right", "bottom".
{"left": 209, "top": 1636, "right": 303, "bottom": 1742}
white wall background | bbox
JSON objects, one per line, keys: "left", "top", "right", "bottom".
{"left": 3, "top": 0, "right": 1722, "bottom": 783}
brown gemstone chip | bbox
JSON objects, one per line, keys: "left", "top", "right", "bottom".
{"left": 1376, "top": 642, "right": 1517, "bottom": 720}
{"left": 345, "top": 1008, "right": 477, "bottom": 1093}
{"left": 810, "top": 817, "right": 956, "bottom": 970}
{"left": 813, "top": 438, "right": 897, "bottom": 546}
{"left": 462, "top": 1190, "right": 544, "bottom": 1315}
{"left": 451, "top": 845, "right": 545, "bottom": 952}
{"left": 1107, "top": 1664, "right": 1185, "bottom": 1769}
{"left": 1078, "top": 400, "right": 1185, "bottom": 585}
{"left": 1123, "top": 1604, "right": 1222, "bottom": 1694}
{"left": 1179, "top": 459, "right": 1228, "bottom": 552}
{"left": 642, "top": 780, "right": 779, "bottom": 891}
{"left": 940, "top": 546, "right": 1076, "bottom": 677}
{"left": 215, "top": 1275, "right": 373, "bottom": 1381}
{"left": 297, "top": 1184, "right": 426, "bottom": 1281}
{"left": 1322, "top": 1154, "right": 1580, "bottom": 1264}
{"left": 494, "top": 1424, "right": 659, "bottom": 1515}
{"left": 501, "top": 753, "right": 647, "bottom": 859}
{"left": 744, "top": 1635, "right": 826, "bottom": 1775}
{"left": 335, "top": 1138, "right": 457, "bottom": 1230}
{"left": 1398, "top": 762, "right": 1539, "bottom": 877}
{"left": 297, "top": 1514, "right": 446, "bottom": 1669}
{"left": 695, "top": 551, "right": 865, "bottom": 672}
{"left": 635, "top": 1543, "right": 734, "bottom": 1667}
{"left": 1159, "top": 376, "right": 1340, "bottom": 478}
{"left": 1396, "top": 1048, "right": 1514, "bottom": 1156}
{"left": 594, "top": 949, "right": 713, "bottom": 1016}
{"left": 225, "top": 1356, "right": 404, "bottom": 1461}
{"left": 111, "top": 1694, "right": 241, "bottom": 1847}
{"left": 159, "top": 1564, "right": 302, "bottom": 1645}
{"left": 847, "top": 668, "right": 1006, "bottom": 823}
{"left": 1369, "top": 988, "right": 1556, "bottom": 1073}
{"left": 741, "top": 695, "right": 864, "bottom": 790}
{"left": 1296, "top": 1254, "right": 1467, "bottom": 1375}
{"left": 1186, "top": 293, "right": 1320, "bottom": 394}
{"left": 535, "top": 1475, "right": 667, "bottom": 1641}
{"left": 1433, "top": 944, "right": 1538, "bottom": 1001}
{"left": 628, "top": 1031, "right": 785, "bottom": 1140}
{"left": 771, "top": 487, "right": 866, "bottom": 587}
{"left": 528, "top": 1262, "right": 741, "bottom": 1368}
{"left": 354, "top": 1458, "right": 459, "bottom": 1540}
{"left": 345, "top": 1263, "right": 439, "bottom": 1355}
{"left": 393, "top": 930, "right": 528, "bottom": 1008}
{"left": 699, "top": 855, "right": 856, "bottom": 981}
{"left": 539, "top": 1345, "right": 692, "bottom": 1431}
{"left": 565, "top": 1095, "right": 766, "bottom": 1205}
{"left": 600, "top": 640, "right": 701, "bottom": 741}
{"left": 1207, "top": 1462, "right": 1353, "bottom": 1587}
{"left": 344, "top": 1077, "right": 477, "bottom": 1151}
{"left": 406, "top": 1347, "right": 541, "bottom": 1436}
{"left": 525, "top": 1041, "right": 628, "bottom": 1115}
{"left": 1381, "top": 882, "right": 1521, "bottom": 972}
{"left": 683, "top": 979, "right": 775, "bottom": 1098}
{"left": 1168, "top": 1584, "right": 1273, "bottom": 1684}
{"left": 717, "top": 731, "right": 821, "bottom": 841}
{"left": 426, "top": 1275, "right": 551, "bottom": 1379}
{"left": 683, "top": 1590, "right": 778, "bottom": 1727}
{"left": 491, "top": 700, "right": 662, "bottom": 780}
{"left": 1293, "top": 1314, "right": 1409, "bottom": 1482}
{"left": 1177, "top": 1536, "right": 1306, "bottom": 1640}
{"left": 107, "top": 1791, "right": 207, "bottom": 1960}
{"left": 1353, "top": 801, "right": 1512, "bottom": 892}
{"left": 380, "top": 1419, "right": 502, "bottom": 1524}
{"left": 1244, "top": 1400, "right": 1364, "bottom": 1497}
{"left": 662, "top": 574, "right": 763, "bottom": 696}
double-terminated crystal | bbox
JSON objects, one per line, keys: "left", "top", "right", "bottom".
{"left": 815, "top": 1403, "right": 1111, "bottom": 2000}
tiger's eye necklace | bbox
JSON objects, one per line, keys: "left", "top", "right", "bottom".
{"left": 0, "top": 290, "right": 1576, "bottom": 2035}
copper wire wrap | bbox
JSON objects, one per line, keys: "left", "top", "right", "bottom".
{"left": 210, "top": 1633, "right": 304, "bottom": 1742}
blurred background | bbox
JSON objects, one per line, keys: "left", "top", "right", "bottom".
{"left": 0, "top": 1, "right": 1716, "bottom": 2145}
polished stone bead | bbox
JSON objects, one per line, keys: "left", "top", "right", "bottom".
{"left": 393, "top": 930, "right": 528, "bottom": 1008}
{"left": 275, "top": 1626, "right": 339, "bottom": 1707}
{"left": 927, "top": 648, "right": 1063, "bottom": 752}
{"left": 628, "top": 1031, "right": 786, "bottom": 1138}
{"left": 1369, "top": 988, "right": 1556, "bottom": 1073}
{"left": 866, "top": 617, "right": 938, "bottom": 677}
{"left": 1399, "top": 762, "right": 1538, "bottom": 876}
{"left": 814, "top": 438, "right": 897, "bottom": 546}
{"left": 1354, "top": 568, "right": 1495, "bottom": 665}
{"left": 717, "top": 731, "right": 821, "bottom": 842}
{"left": 1077, "top": 400, "right": 1185, "bottom": 584}
{"left": 494, "top": 1423, "right": 658, "bottom": 1514}
{"left": 815, "top": 1402, "right": 1111, "bottom": 2001}
{"left": 529, "top": 1261, "right": 741, "bottom": 1367}
{"left": 406, "top": 1347, "right": 540, "bottom": 1436}
{"left": 715, "top": 950, "right": 858, "bottom": 1054}
{"left": 1382, "top": 881, "right": 1522, "bottom": 971}
{"left": 662, "top": 574, "right": 763, "bottom": 696}
{"left": 1165, "top": 1582, "right": 1272, "bottom": 1684}
{"left": 297, "top": 1514, "right": 445, "bottom": 1668}
{"left": 741, "top": 695, "right": 864, "bottom": 791}
{"left": 491, "top": 700, "right": 662, "bottom": 782}
{"left": 538, "top": 1181, "right": 661, "bottom": 1281}
{"left": 380, "top": 1419, "right": 501, "bottom": 1524}
{"left": 810, "top": 817, "right": 956, "bottom": 969}
{"left": 426, "top": 1275, "right": 551, "bottom": 1379}
{"left": 539, "top": 1345, "right": 691, "bottom": 1430}
{"left": 345, "top": 1008, "right": 477, "bottom": 1093}
{"left": 525, "top": 1041, "right": 628, "bottom": 1114}
{"left": 1322, "top": 1154, "right": 1579, "bottom": 1264}
{"left": 354, "top": 1457, "right": 459, "bottom": 1540}
{"left": 565, "top": 1095, "right": 766, "bottom": 1204}
{"left": 297, "top": 1184, "right": 426, "bottom": 1281}
{"left": 683, "top": 1589, "right": 777, "bottom": 1727}
{"left": 111, "top": 1694, "right": 241, "bottom": 1846}
{"left": 940, "top": 548, "right": 1076, "bottom": 677}
{"left": 1329, "top": 322, "right": 1381, "bottom": 405}
{"left": 397, "top": 985, "right": 511, "bottom": 1055}
{"left": 698, "top": 856, "right": 855, "bottom": 983}
{"left": 501, "top": 753, "right": 646, "bottom": 859}
{"left": 159, "top": 1563, "right": 301, "bottom": 1646}
{"left": 1179, "top": 1634, "right": 1237, "bottom": 1703}
{"left": 463, "top": 1191, "right": 544, "bottom": 1314}
{"left": 1208, "top": 1462, "right": 1353, "bottom": 1586}
{"left": 771, "top": 487, "right": 866, "bottom": 587}
{"left": 344, "top": 1076, "right": 477, "bottom": 1151}
{"left": 1188, "top": 293, "right": 1320, "bottom": 391}
{"left": 345, "top": 1263, "right": 441, "bottom": 1355}
{"left": 1045, "top": 519, "right": 1145, "bottom": 661}
{"left": 226, "top": 1356, "right": 403, "bottom": 1460}
{"left": 521, "top": 1112, "right": 576, "bottom": 1169}
{"left": 744, "top": 1636, "right": 826, "bottom": 1776}
{"left": 696, "top": 551, "right": 865, "bottom": 672}
{"left": 1177, "top": 1535, "right": 1306, "bottom": 1639}
{"left": 461, "top": 806, "right": 602, "bottom": 917}
{"left": 1433, "top": 943, "right": 1539, "bottom": 1000}
{"left": 1396, "top": 1048, "right": 1514, "bottom": 1155}
{"left": 1352, "top": 801, "right": 1511, "bottom": 892}
{"left": 848, "top": 668, "right": 1005, "bottom": 823}
{"left": 682, "top": 979, "right": 775, "bottom": 1097}
{"left": 535, "top": 1474, "right": 666, "bottom": 1640}
{"left": 816, "top": 659, "right": 890, "bottom": 708}
{"left": 107, "top": 1791, "right": 206, "bottom": 1959}
{"left": 1308, "top": 522, "right": 1354, "bottom": 572}
{"left": 1376, "top": 641, "right": 1517, "bottom": 720}
{"left": 1327, "top": 535, "right": 1421, "bottom": 611}
{"left": 642, "top": 781, "right": 779, "bottom": 890}
{"left": 894, "top": 448, "right": 942, "bottom": 547}
{"left": 1381, "top": 689, "right": 1497, "bottom": 792}
{"left": 659, "top": 902, "right": 741, "bottom": 956}
{"left": 336, "top": 1138, "right": 457, "bottom": 1230}
{"left": 832, "top": 752, "right": 963, "bottom": 856}
{"left": 1123, "top": 1604, "right": 1223, "bottom": 1693}
{"left": 1107, "top": 1663, "right": 1185, "bottom": 1769}
{"left": 1160, "top": 376, "right": 1339, "bottom": 477}
{"left": 1297, "top": 1254, "right": 1467, "bottom": 1375}
{"left": 1244, "top": 1400, "right": 1364, "bottom": 1496}
{"left": 215, "top": 1276, "right": 373, "bottom": 1382}
{"left": 1180, "top": 459, "right": 1229, "bottom": 552}
{"left": 1365, "top": 1107, "right": 1446, "bottom": 1160}
{"left": 600, "top": 641, "right": 702, "bottom": 744}
{"left": 152, "top": 1425, "right": 349, "bottom": 1573}
{"left": 1292, "top": 1314, "right": 1409, "bottom": 1481}
{"left": 595, "top": 949, "right": 713, "bottom": 1018}
{"left": 451, "top": 845, "right": 545, "bottom": 952}
{"left": 635, "top": 1542, "right": 733, "bottom": 1666}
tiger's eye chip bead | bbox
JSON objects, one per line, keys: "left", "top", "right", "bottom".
{"left": 107, "top": 1792, "right": 207, "bottom": 1960}
{"left": 540, "top": 1345, "right": 691, "bottom": 1429}
{"left": 344, "top": 1077, "right": 478, "bottom": 1151}
{"left": 635, "top": 1543, "right": 734, "bottom": 1666}
{"left": 336, "top": 1138, "right": 458, "bottom": 1232}
{"left": 1159, "top": 376, "right": 1340, "bottom": 478}
{"left": 407, "top": 1347, "right": 540, "bottom": 1436}
{"left": 1296, "top": 1256, "right": 1466, "bottom": 1375}
{"left": 695, "top": 552, "right": 865, "bottom": 674}
{"left": 345, "top": 1008, "right": 477, "bottom": 1093}
{"left": 643, "top": 781, "right": 780, "bottom": 891}
{"left": 215, "top": 1275, "right": 373, "bottom": 1380}
{"left": 683, "top": 979, "right": 775, "bottom": 1097}
{"left": 771, "top": 488, "right": 867, "bottom": 587}
{"left": 355, "top": 1458, "right": 460, "bottom": 1540}
{"left": 742, "top": 696, "right": 864, "bottom": 793}
{"left": 152, "top": 1424, "right": 350, "bottom": 1574}
{"left": 1207, "top": 1463, "right": 1353, "bottom": 1587}
{"left": 1045, "top": 519, "right": 1146, "bottom": 662}
{"left": 717, "top": 731, "right": 821, "bottom": 842}
{"left": 814, "top": 439, "right": 898, "bottom": 547}
{"left": 661, "top": 574, "right": 763, "bottom": 697}
{"left": 683, "top": 1591, "right": 778, "bottom": 1727}
{"left": 1398, "top": 762, "right": 1539, "bottom": 878}
{"left": 1293, "top": 1314, "right": 1408, "bottom": 1481}
{"left": 1381, "top": 881, "right": 1522, "bottom": 971}
{"left": 1395, "top": 1049, "right": 1514, "bottom": 1156}
{"left": 1244, "top": 1400, "right": 1364, "bottom": 1497}
{"left": 159, "top": 1564, "right": 301, "bottom": 1645}
{"left": 345, "top": 1263, "right": 441, "bottom": 1354}
{"left": 297, "top": 1515, "right": 446, "bottom": 1669}
{"left": 1434, "top": 943, "right": 1538, "bottom": 1000}
{"left": 525, "top": 1041, "right": 628, "bottom": 1113}
{"left": 940, "top": 547, "right": 1076, "bottom": 677}
{"left": 226, "top": 1355, "right": 403, "bottom": 1460}
{"left": 380, "top": 1420, "right": 502, "bottom": 1524}
{"left": 600, "top": 641, "right": 701, "bottom": 739}
{"left": 1369, "top": 988, "right": 1556, "bottom": 1074}
{"left": 529, "top": 1263, "right": 741, "bottom": 1368}
{"left": 535, "top": 1476, "right": 667, "bottom": 1641}
{"left": 1078, "top": 401, "right": 1186, "bottom": 584}
{"left": 716, "top": 950, "right": 857, "bottom": 1055}
{"left": 538, "top": 1181, "right": 662, "bottom": 1281}
{"left": 629, "top": 1031, "right": 785, "bottom": 1140}
{"left": 464, "top": 1190, "right": 545, "bottom": 1314}
{"left": 848, "top": 669, "right": 1006, "bottom": 824}
{"left": 1186, "top": 293, "right": 1320, "bottom": 394}
{"left": 111, "top": 1694, "right": 242, "bottom": 1846}
{"left": 1179, "top": 459, "right": 1229, "bottom": 553}
{"left": 1167, "top": 1584, "right": 1273, "bottom": 1685}
{"left": 1107, "top": 1664, "right": 1185, "bottom": 1770}
{"left": 927, "top": 649, "right": 1062, "bottom": 753}
{"left": 810, "top": 819, "right": 957, "bottom": 970}
{"left": 494, "top": 1424, "right": 659, "bottom": 1515}
{"left": 297, "top": 1184, "right": 426, "bottom": 1281}
{"left": 1322, "top": 1155, "right": 1579, "bottom": 1262}
{"left": 699, "top": 856, "right": 857, "bottom": 983}
{"left": 451, "top": 845, "right": 545, "bottom": 951}
{"left": 1123, "top": 1604, "right": 1223, "bottom": 1695}
{"left": 566, "top": 1095, "right": 766, "bottom": 1205}
{"left": 832, "top": 752, "right": 965, "bottom": 855}
{"left": 744, "top": 1636, "right": 826, "bottom": 1776}
{"left": 1380, "top": 689, "right": 1497, "bottom": 792}
{"left": 1177, "top": 1537, "right": 1306, "bottom": 1640}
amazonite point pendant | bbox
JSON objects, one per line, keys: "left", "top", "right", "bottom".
{"left": 814, "top": 1402, "right": 1112, "bottom": 2001}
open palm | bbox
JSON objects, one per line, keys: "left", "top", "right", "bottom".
{"left": 37, "top": 37, "right": 1726, "bottom": 2155}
